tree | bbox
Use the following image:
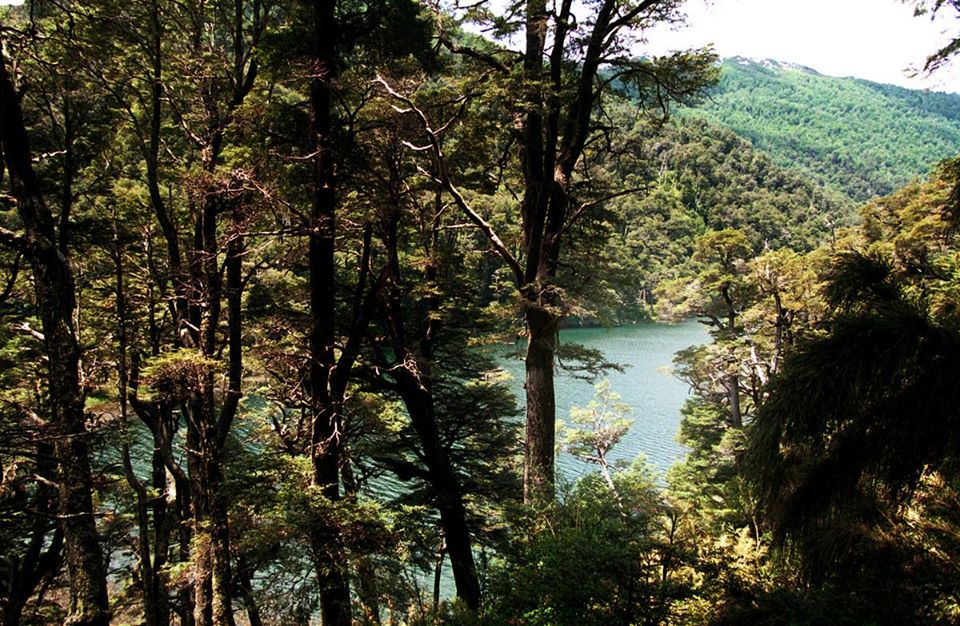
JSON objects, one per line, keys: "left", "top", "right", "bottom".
{"left": 563, "top": 380, "right": 633, "bottom": 503}
{"left": 383, "top": 0, "right": 717, "bottom": 503}
{"left": 658, "top": 229, "right": 756, "bottom": 428}
{"left": 103, "top": 3, "right": 194, "bottom": 622}
{"left": 370, "top": 175, "right": 487, "bottom": 610}
{"left": 0, "top": 34, "right": 110, "bottom": 626}
{"left": 0, "top": 322, "right": 67, "bottom": 626}
{"left": 744, "top": 162, "right": 960, "bottom": 621}
{"left": 99, "top": 1, "right": 268, "bottom": 622}
{"left": 275, "top": 1, "right": 434, "bottom": 620}
{"left": 304, "top": 1, "right": 354, "bottom": 621}
{"left": 745, "top": 254, "right": 960, "bottom": 621}
{"left": 486, "top": 436, "right": 681, "bottom": 625}
{"left": 322, "top": 90, "right": 521, "bottom": 609}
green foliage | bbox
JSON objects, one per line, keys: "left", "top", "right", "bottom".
{"left": 485, "top": 464, "right": 679, "bottom": 626}
{"left": 601, "top": 109, "right": 848, "bottom": 318}
{"left": 687, "top": 58, "right": 960, "bottom": 202}
{"left": 5, "top": 0, "right": 960, "bottom": 622}
{"left": 667, "top": 400, "right": 743, "bottom": 527}
{"left": 656, "top": 228, "right": 758, "bottom": 334}
{"left": 740, "top": 159, "right": 960, "bottom": 623}
{"left": 562, "top": 380, "right": 633, "bottom": 468}
{"left": 138, "top": 350, "right": 220, "bottom": 402}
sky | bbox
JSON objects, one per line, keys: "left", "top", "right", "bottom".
{"left": 0, "top": 0, "right": 956, "bottom": 90}
{"left": 643, "top": 0, "right": 960, "bottom": 92}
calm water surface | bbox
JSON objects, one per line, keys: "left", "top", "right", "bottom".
{"left": 498, "top": 321, "right": 710, "bottom": 479}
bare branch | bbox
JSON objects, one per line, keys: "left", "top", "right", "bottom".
{"left": 560, "top": 185, "right": 650, "bottom": 237}
{"left": 15, "top": 321, "right": 45, "bottom": 342}
{"left": 375, "top": 74, "right": 524, "bottom": 287}
{"left": 437, "top": 33, "right": 513, "bottom": 74}
{"left": 0, "top": 225, "right": 27, "bottom": 252}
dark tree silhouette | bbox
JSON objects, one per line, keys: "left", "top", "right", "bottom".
{"left": 748, "top": 252, "right": 960, "bottom": 581}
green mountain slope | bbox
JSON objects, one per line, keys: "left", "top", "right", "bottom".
{"left": 596, "top": 110, "right": 854, "bottom": 319}
{"left": 685, "top": 57, "right": 960, "bottom": 202}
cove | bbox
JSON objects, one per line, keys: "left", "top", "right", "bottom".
{"left": 498, "top": 320, "right": 710, "bottom": 479}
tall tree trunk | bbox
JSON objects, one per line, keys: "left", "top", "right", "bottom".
{"left": 187, "top": 402, "right": 237, "bottom": 626}
{"left": 523, "top": 305, "right": 558, "bottom": 503}
{"left": 433, "top": 538, "right": 444, "bottom": 612}
{"left": 129, "top": 381, "right": 184, "bottom": 626}
{"left": 132, "top": 2, "right": 259, "bottom": 620}
{"left": 116, "top": 213, "right": 173, "bottom": 626}
{"left": 0, "top": 41, "right": 110, "bottom": 626}
{"left": 187, "top": 399, "right": 214, "bottom": 626}
{"left": 122, "top": 444, "right": 158, "bottom": 626}
{"left": 727, "top": 374, "right": 742, "bottom": 429}
{"left": 208, "top": 460, "right": 235, "bottom": 626}
{"left": 517, "top": 0, "right": 601, "bottom": 504}
{"left": 380, "top": 196, "right": 482, "bottom": 610}
{"left": 393, "top": 380, "right": 482, "bottom": 611}
{"left": 308, "top": 0, "right": 352, "bottom": 623}
{"left": 187, "top": 202, "right": 243, "bottom": 626}
{"left": 724, "top": 290, "right": 742, "bottom": 429}
{"left": 149, "top": 449, "right": 172, "bottom": 626}
{"left": 129, "top": 376, "right": 188, "bottom": 626}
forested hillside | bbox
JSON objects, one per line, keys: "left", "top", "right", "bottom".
{"left": 688, "top": 57, "right": 960, "bottom": 202}
{"left": 597, "top": 109, "right": 852, "bottom": 318}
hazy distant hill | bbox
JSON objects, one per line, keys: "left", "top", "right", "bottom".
{"left": 684, "top": 57, "right": 960, "bottom": 202}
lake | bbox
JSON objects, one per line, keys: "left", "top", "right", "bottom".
{"left": 497, "top": 321, "right": 710, "bottom": 480}
{"left": 116, "top": 321, "right": 710, "bottom": 602}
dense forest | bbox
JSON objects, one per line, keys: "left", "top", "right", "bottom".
{"left": 690, "top": 57, "right": 960, "bottom": 202}
{"left": 0, "top": 1, "right": 959, "bottom": 625}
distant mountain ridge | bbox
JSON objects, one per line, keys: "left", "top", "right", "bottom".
{"left": 683, "top": 57, "right": 960, "bottom": 202}
{"left": 730, "top": 56, "right": 821, "bottom": 75}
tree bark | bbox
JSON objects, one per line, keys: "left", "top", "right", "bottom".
{"left": 522, "top": 305, "right": 559, "bottom": 504}
{"left": 722, "top": 285, "right": 742, "bottom": 429}
{"left": 235, "top": 556, "right": 263, "bottom": 626}
{"left": 392, "top": 377, "right": 482, "bottom": 611}
{"left": 379, "top": 195, "right": 483, "bottom": 611}
{"left": 129, "top": 375, "right": 186, "bottom": 626}
{"left": 186, "top": 202, "right": 243, "bottom": 626}
{"left": 116, "top": 213, "right": 174, "bottom": 626}
{"left": 0, "top": 41, "right": 110, "bottom": 626}
{"left": 307, "top": 1, "right": 352, "bottom": 623}
{"left": 727, "top": 374, "right": 742, "bottom": 429}
{"left": 517, "top": 0, "right": 614, "bottom": 504}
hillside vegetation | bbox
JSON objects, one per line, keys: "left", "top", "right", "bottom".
{"left": 599, "top": 110, "right": 853, "bottom": 317}
{"left": 687, "top": 57, "right": 960, "bottom": 202}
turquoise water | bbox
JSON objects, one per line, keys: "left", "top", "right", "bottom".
{"left": 420, "top": 321, "right": 709, "bottom": 598}
{"left": 114, "top": 321, "right": 709, "bottom": 602}
{"left": 497, "top": 321, "right": 710, "bottom": 480}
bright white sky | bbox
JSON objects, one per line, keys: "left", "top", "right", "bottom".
{"left": 644, "top": 0, "right": 960, "bottom": 92}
